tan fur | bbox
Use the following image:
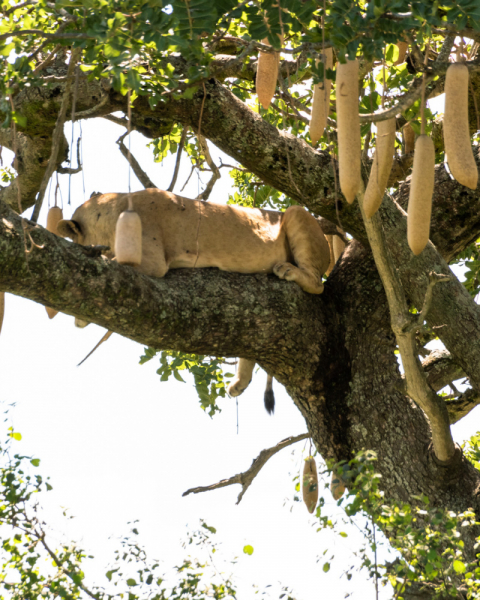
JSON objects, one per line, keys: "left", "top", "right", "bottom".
{"left": 58, "top": 189, "right": 331, "bottom": 397}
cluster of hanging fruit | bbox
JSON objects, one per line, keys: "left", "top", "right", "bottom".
{"left": 256, "top": 38, "right": 478, "bottom": 257}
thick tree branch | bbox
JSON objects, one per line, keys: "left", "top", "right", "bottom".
{"left": 421, "top": 350, "right": 467, "bottom": 393}
{"left": 182, "top": 433, "right": 309, "bottom": 504}
{"left": 0, "top": 200, "right": 329, "bottom": 388}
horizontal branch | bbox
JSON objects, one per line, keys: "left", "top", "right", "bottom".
{"left": 446, "top": 388, "right": 480, "bottom": 425}
{"left": 0, "top": 29, "right": 92, "bottom": 41}
{"left": 183, "top": 433, "right": 309, "bottom": 504}
{"left": 421, "top": 349, "right": 466, "bottom": 393}
{"left": 0, "top": 200, "right": 329, "bottom": 387}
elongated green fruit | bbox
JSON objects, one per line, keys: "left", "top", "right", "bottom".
{"left": 330, "top": 470, "right": 345, "bottom": 500}
{"left": 336, "top": 59, "right": 361, "bottom": 204}
{"left": 364, "top": 118, "right": 396, "bottom": 218}
{"left": 256, "top": 38, "right": 279, "bottom": 109}
{"left": 302, "top": 456, "right": 318, "bottom": 514}
{"left": 310, "top": 48, "right": 333, "bottom": 145}
{"left": 394, "top": 42, "right": 408, "bottom": 65}
{"left": 407, "top": 135, "right": 435, "bottom": 255}
{"left": 444, "top": 63, "right": 478, "bottom": 190}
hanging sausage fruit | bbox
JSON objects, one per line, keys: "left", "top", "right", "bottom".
{"left": 336, "top": 58, "right": 362, "bottom": 204}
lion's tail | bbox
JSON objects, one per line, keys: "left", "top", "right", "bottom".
{"left": 264, "top": 374, "right": 275, "bottom": 415}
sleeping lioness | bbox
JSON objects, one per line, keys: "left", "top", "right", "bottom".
{"left": 57, "top": 189, "right": 330, "bottom": 409}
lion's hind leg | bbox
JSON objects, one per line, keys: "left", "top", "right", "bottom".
{"left": 274, "top": 206, "right": 331, "bottom": 294}
{"left": 227, "top": 359, "right": 255, "bottom": 397}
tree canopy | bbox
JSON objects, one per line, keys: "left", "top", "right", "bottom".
{"left": 2, "top": 0, "right": 480, "bottom": 598}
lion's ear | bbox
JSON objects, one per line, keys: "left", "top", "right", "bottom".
{"left": 57, "top": 219, "right": 82, "bottom": 240}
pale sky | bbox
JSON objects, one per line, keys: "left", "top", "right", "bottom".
{"left": 1, "top": 109, "right": 477, "bottom": 599}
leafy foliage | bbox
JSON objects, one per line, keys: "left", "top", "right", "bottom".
{"left": 310, "top": 451, "right": 480, "bottom": 599}
{"left": 0, "top": 425, "right": 242, "bottom": 599}
{"left": 140, "top": 348, "right": 234, "bottom": 416}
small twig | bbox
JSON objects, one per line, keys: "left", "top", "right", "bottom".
{"left": 0, "top": 30, "right": 93, "bottom": 41}
{"left": 167, "top": 127, "right": 188, "bottom": 192}
{"left": 404, "top": 34, "right": 424, "bottom": 69}
{"left": 77, "top": 331, "right": 113, "bottom": 367}
{"left": 196, "top": 135, "right": 220, "bottom": 201}
{"left": 102, "top": 114, "right": 128, "bottom": 127}
{"left": 197, "top": 82, "right": 207, "bottom": 139}
{"left": 5, "top": 0, "right": 37, "bottom": 15}
{"left": 181, "top": 163, "right": 196, "bottom": 192}
{"left": 75, "top": 94, "right": 109, "bottom": 119}
{"left": 31, "top": 48, "right": 81, "bottom": 223}
{"left": 183, "top": 433, "right": 309, "bottom": 504}
{"left": 28, "top": 43, "right": 62, "bottom": 75}
{"left": 404, "top": 272, "right": 452, "bottom": 333}
{"left": 38, "top": 532, "right": 102, "bottom": 600}
{"left": 116, "top": 132, "right": 157, "bottom": 190}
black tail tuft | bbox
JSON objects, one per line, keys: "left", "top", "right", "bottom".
{"left": 264, "top": 389, "right": 275, "bottom": 415}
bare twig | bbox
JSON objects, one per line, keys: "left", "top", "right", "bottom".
{"left": 181, "top": 163, "right": 196, "bottom": 192}
{"left": 116, "top": 132, "right": 157, "bottom": 190}
{"left": 102, "top": 114, "right": 128, "bottom": 128}
{"left": 167, "top": 127, "right": 188, "bottom": 192}
{"left": 183, "top": 433, "right": 309, "bottom": 504}
{"left": 404, "top": 272, "right": 451, "bottom": 333}
{"left": 75, "top": 94, "right": 109, "bottom": 119}
{"left": 404, "top": 34, "right": 425, "bottom": 69}
{"left": 196, "top": 135, "right": 220, "bottom": 201}
{"left": 358, "top": 188, "right": 455, "bottom": 462}
{"left": 31, "top": 47, "right": 81, "bottom": 223}
{"left": 39, "top": 533, "right": 102, "bottom": 600}
{"left": 5, "top": 0, "right": 37, "bottom": 15}
{"left": 77, "top": 331, "right": 113, "bottom": 367}
{"left": 28, "top": 43, "right": 62, "bottom": 74}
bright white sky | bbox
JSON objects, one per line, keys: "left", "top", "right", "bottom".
{"left": 1, "top": 106, "right": 478, "bottom": 599}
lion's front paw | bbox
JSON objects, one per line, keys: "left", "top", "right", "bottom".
{"left": 273, "top": 262, "right": 296, "bottom": 281}
{"left": 227, "top": 377, "right": 248, "bottom": 397}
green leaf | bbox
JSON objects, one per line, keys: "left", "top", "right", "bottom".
{"left": 126, "top": 578, "right": 137, "bottom": 586}
{"left": 243, "top": 544, "right": 254, "bottom": 555}
{"left": 11, "top": 432, "right": 22, "bottom": 441}
{"left": 173, "top": 369, "right": 185, "bottom": 383}
{"left": 30, "top": 459, "right": 40, "bottom": 467}
{"left": 323, "top": 562, "right": 330, "bottom": 572}
{"left": 453, "top": 560, "right": 466, "bottom": 574}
